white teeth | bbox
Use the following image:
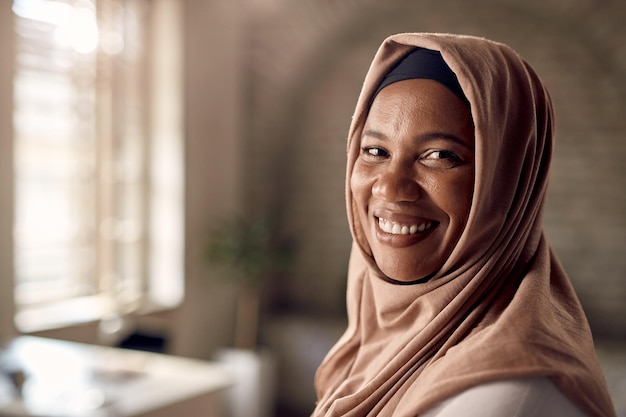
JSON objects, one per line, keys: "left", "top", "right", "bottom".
{"left": 378, "top": 218, "right": 433, "bottom": 235}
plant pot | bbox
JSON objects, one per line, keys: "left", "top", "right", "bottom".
{"left": 214, "top": 347, "right": 276, "bottom": 417}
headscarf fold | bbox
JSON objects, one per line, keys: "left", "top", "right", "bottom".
{"left": 313, "top": 33, "right": 615, "bottom": 417}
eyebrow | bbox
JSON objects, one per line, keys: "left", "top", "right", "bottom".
{"left": 361, "top": 129, "right": 473, "bottom": 149}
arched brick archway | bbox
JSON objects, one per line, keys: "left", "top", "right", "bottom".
{"left": 246, "top": 0, "right": 626, "bottom": 337}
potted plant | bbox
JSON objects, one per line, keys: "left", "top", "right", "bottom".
{"left": 203, "top": 216, "right": 294, "bottom": 417}
{"left": 203, "top": 216, "right": 294, "bottom": 350}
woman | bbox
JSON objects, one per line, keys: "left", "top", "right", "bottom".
{"left": 312, "top": 33, "right": 616, "bottom": 417}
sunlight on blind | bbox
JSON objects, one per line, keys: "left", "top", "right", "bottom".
{"left": 12, "top": 0, "right": 184, "bottom": 329}
{"left": 13, "top": 0, "right": 99, "bottom": 306}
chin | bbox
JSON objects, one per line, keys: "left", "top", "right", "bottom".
{"left": 375, "top": 255, "right": 438, "bottom": 284}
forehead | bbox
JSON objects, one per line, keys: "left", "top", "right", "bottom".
{"left": 364, "top": 79, "right": 474, "bottom": 140}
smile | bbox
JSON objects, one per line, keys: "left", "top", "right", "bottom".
{"left": 378, "top": 217, "right": 434, "bottom": 235}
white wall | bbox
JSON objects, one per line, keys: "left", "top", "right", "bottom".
{"left": 170, "top": 0, "right": 247, "bottom": 359}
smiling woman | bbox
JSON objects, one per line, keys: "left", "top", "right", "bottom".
{"left": 312, "top": 34, "right": 616, "bottom": 417}
{"left": 352, "top": 77, "right": 474, "bottom": 284}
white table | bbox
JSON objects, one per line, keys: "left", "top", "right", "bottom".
{"left": 0, "top": 336, "right": 233, "bottom": 417}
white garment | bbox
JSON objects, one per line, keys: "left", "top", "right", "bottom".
{"left": 421, "top": 377, "right": 589, "bottom": 417}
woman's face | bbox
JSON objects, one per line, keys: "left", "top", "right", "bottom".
{"left": 351, "top": 79, "right": 475, "bottom": 283}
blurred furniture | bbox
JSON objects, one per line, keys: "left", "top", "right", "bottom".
{"left": 261, "top": 315, "right": 347, "bottom": 416}
{"left": 215, "top": 348, "right": 276, "bottom": 417}
{"left": 0, "top": 336, "right": 233, "bottom": 417}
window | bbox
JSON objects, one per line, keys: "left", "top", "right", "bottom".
{"left": 11, "top": 0, "right": 184, "bottom": 332}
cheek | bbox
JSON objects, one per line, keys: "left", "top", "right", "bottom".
{"left": 441, "top": 172, "right": 474, "bottom": 224}
{"left": 350, "top": 164, "right": 373, "bottom": 207}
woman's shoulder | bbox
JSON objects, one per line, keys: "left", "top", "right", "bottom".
{"left": 420, "top": 376, "right": 588, "bottom": 417}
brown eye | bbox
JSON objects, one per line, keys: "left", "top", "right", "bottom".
{"left": 420, "top": 150, "right": 464, "bottom": 169}
{"left": 363, "top": 147, "right": 388, "bottom": 157}
{"left": 426, "top": 150, "right": 460, "bottom": 160}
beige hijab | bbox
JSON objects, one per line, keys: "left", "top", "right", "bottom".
{"left": 313, "top": 33, "right": 615, "bottom": 417}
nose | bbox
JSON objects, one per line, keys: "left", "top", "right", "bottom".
{"left": 372, "top": 162, "right": 421, "bottom": 202}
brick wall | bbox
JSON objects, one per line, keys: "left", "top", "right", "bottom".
{"left": 243, "top": 0, "right": 626, "bottom": 338}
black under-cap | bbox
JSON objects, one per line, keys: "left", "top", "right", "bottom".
{"left": 371, "top": 47, "right": 469, "bottom": 106}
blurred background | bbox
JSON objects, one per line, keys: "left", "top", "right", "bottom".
{"left": 0, "top": 0, "right": 624, "bottom": 416}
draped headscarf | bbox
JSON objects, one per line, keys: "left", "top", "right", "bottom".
{"left": 313, "top": 33, "right": 615, "bottom": 417}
